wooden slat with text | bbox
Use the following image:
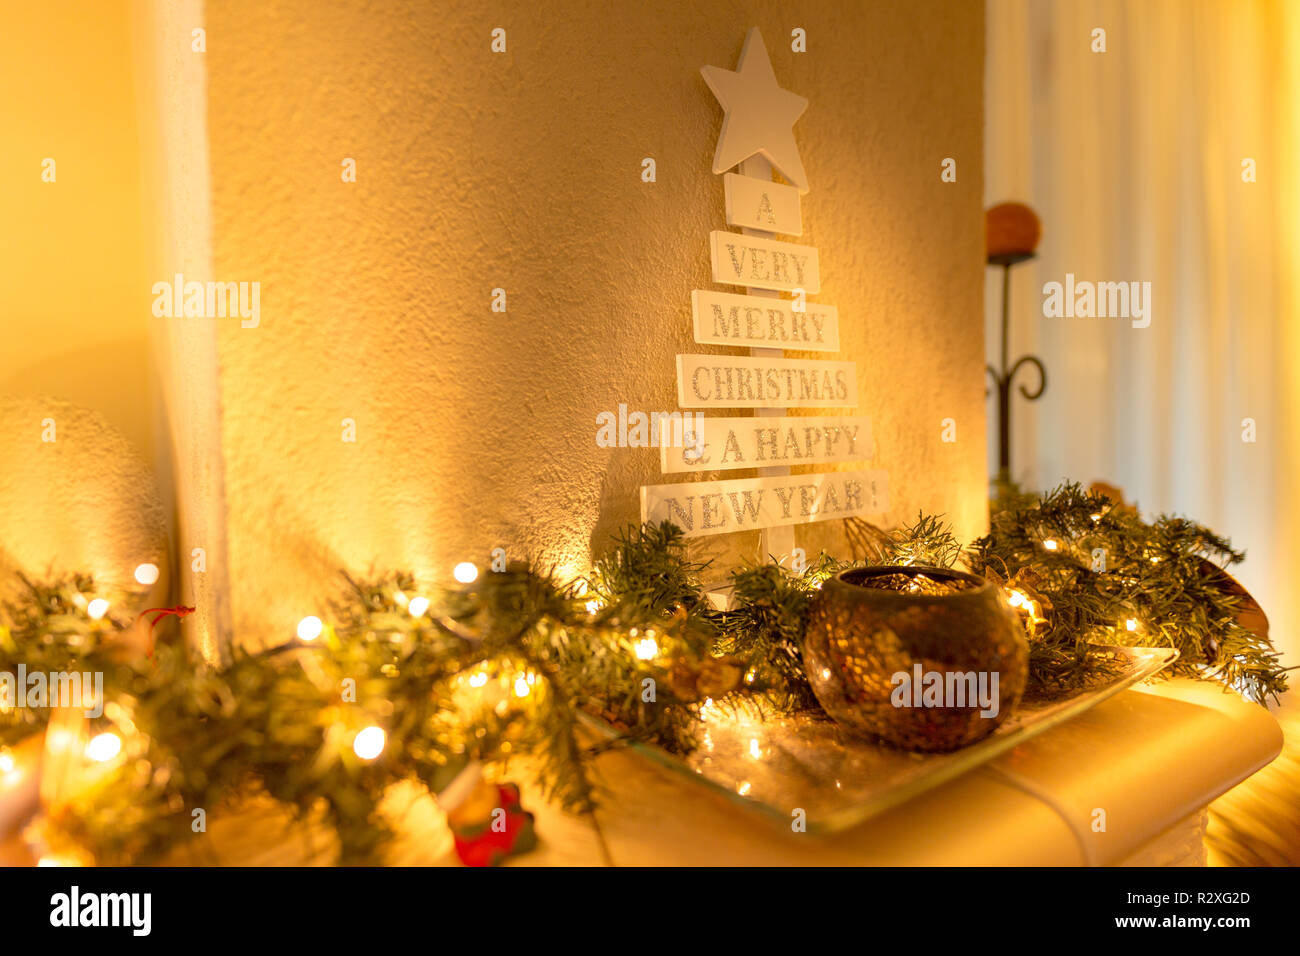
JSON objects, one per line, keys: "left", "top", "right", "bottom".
{"left": 660, "top": 414, "right": 871, "bottom": 474}
{"left": 641, "top": 470, "right": 889, "bottom": 538}
{"left": 723, "top": 172, "right": 802, "bottom": 234}
{"left": 676, "top": 354, "right": 857, "bottom": 409}
{"left": 709, "top": 231, "right": 820, "bottom": 294}
{"left": 691, "top": 289, "right": 839, "bottom": 351}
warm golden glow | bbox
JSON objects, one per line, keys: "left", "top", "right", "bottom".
{"left": 85, "top": 732, "right": 121, "bottom": 762}
{"left": 1043, "top": 539, "right": 1058, "bottom": 551}
{"left": 453, "top": 562, "right": 479, "bottom": 584}
{"left": 86, "top": 598, "right": 110, "bottom": 620}
{"left": 407, "top": 595, "right": 430, "bottom": 617}
{"left": 134, "top": 562, "right": 160, "bottom": 586}
{"left": 353, "top": 725, "right": 386, "bottom": 760}
{"left": 633, "top": 637, "right": 658, "bottom": 660}
{"left": 296, "top": 615, "right": 323, "bottom": 641}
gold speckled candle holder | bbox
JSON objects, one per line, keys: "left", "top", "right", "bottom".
{"left": 802, "top": 566, "right": 1028, "bottom": 752}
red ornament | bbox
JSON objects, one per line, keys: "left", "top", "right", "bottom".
{"left": 448, "top": 782, "right": 537, "bottom": 867}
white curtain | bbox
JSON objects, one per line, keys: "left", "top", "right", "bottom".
{"left": 985, "top": 0, "right": 1300, "bottom": 677}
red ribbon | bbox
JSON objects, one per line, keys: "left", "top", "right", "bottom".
{"left": 134, "top": 605, "right": 196, "bottom": 663}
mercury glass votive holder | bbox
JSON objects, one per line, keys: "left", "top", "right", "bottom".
{"left": 802, "top": 566, "right": 1028, "bottom": 752}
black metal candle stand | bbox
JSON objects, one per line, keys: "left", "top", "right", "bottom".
{"left": 986, "top": 251, "right": 1046, "bottom": 480}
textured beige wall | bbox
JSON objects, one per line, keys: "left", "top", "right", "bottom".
{"left": 0, "top": 1, "right": 152, "bottom": 460}
{"left": 0, "top": 0, "right": 174, "bottom": 618}
{"left": 0, "top": 396, "right": 166, "bottom": 597}
{"left": 205, "top": 0, "right": 987, "bottom": 645}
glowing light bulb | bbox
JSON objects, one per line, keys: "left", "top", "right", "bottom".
{"left": 634, "top": 637, "right": 658, "bottom": 660}
{"left": 85, "top": 732, "right": 121, "bottom": 762}
{"left": 514, "top": 676, "right": 531, "bottom": 697}
{"left": 0, "top": 751, "right": 13, "bottom": 774}
{"left": 353, "top": 726, "right": 386, "bottom": 760}
{"left": 453, "top": 562, "right": 478, "bottom": 584}
{"left": 1090, "top": 513, "right": 1102, "bottom": 522}
{"left": 86, "top": 599, "right": 110, "bottom": 620}
{"left": 469, "top": 671, "right": 488, "bottom": 687}
{"left": 737, "top": 781, "right": 752, "bottom": 797}
{"left": 1125, "top": 618, "right": 1138, "bottom": 632}
{"left": 407, "top": 596, "right": 430, "bottom": 617}
{"left": 297, "top": 616, "right": 323, "bottom": 642}
{"left": 1007, "top": 590, "right": 1026, "bottom": 608}
{"left": 585, "top": 600, "right": 600, "bottom": 615}
{"left": 134, "top": 563, "right": 160, "bottom": 586}
{"left": 748, "top": 738, "right": 762, "bottom": 759}
{"left": 1043, "top": 539, "right": 1058, "bottom": 551}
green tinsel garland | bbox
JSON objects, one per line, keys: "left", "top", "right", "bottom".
{"left": 0, "top": 482, "right": 1287, "bottom": 864}
{"left": 969, "top": 482, "right": 1288, "bottom": 701}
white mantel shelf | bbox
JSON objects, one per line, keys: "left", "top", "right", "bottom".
{"left": 0, "top": 678, "right": 1283, "bottom": 866}
{"left": 507, "top": 678, "right": 1283, "bottom": 866}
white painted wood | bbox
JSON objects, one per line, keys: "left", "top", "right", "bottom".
{"left": 675, "top": 355, "right": 857, "bottom": 409}
{"left": 691, "top": 289, "right": 838, "bottom": 351}
{"left": 710, "top": 230, "right": 820, "bottom": 294}
{"left": 660, "top": 415, "right": 871, "bottom": 474}
{"left": 641, "top": 470, "right": 889, "bottom": 539}
{"left": 700, "top": 27, "right": 810, "bottom": 192}
{"left": 739, "top": 155, "right": 796, "bottom": 562}
{"left": 723, "top": 172, "right": 802, "bottom": 234}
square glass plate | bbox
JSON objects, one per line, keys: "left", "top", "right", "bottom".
{"left": 584, "top": 645, "right": 1178, "bottom": 832}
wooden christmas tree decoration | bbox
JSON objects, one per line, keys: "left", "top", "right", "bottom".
{"left": 640, "top": 27, "right": 888, "bottom": 561}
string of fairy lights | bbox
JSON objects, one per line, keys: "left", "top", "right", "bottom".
{"left": 6, "top": 531, "right": 1205, "bottom": 805}
{"left": 3, "top": 487, "right": 1287, "bottom": 864}
{"left": 288, "top": 559, "right": 547, "bottom": 764}
{"left": 6, "top": 552, "right": 586, "bottom": 865}
{"left": 1004, "top": 510, "right": 1152, "bottom": 641}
